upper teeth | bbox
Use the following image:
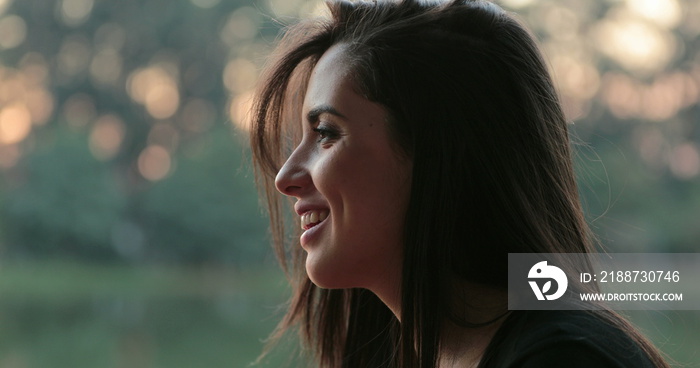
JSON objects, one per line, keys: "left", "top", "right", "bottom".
{"left": 301, "top": 210, "right": 329, "bottom": 229}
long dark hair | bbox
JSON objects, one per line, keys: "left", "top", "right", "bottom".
{"left": 250, "top": 1, "right": 669, "bottom": 367}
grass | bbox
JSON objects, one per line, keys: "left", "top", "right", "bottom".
{"left": 0, "top": 260, "right": 292, "bottom": 368}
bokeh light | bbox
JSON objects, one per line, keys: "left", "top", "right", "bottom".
{"left": 229, "top": 90, "right": 253, "bottom": 132}
{"left": 0, "top": 0, "right": 13, "bottom": 16}
{"left": 0, "top": 102, "right": 31, "bottom": 144}
{"left": 551, "top": 55, "right": 600, "bottom": 119}
{"left": 625, "top": 0, "right": 682, "bottom": 28}
{"left": 600, "top": 71, "right": 700, "bottom": 121}
{"left": 668, "top": 143, "right": 700, "bottom": 179}
{"left": 90, "top": 48, "right": 123, "bottom": 87}
{"left": 24, "top": 88, "right": 54, "bottom": 126}
{"left": 59, "top": 0, "right": 94, "bottom": 27}
{"left": 0, "top": 14, "right": 26, "bottom": 49}
{"left": 0, "top": 56, "right": 55, "bottom": 129}
{"left": 499, "top": 0, "right": 535, "bottom": 9}
{"left": 266, "top": 0, "right": 306, "bottom": 18}
{"left": 89, "top": 114, "right": 125, "bottom": 161}
{"left": 223, "top": 58, "right": 257, "bottom": 93}
{"left": 128, "top": 65, "right": 181, "bottom": 120}
{"left": 593, "top": 11, "right": 676, "bottom": 76}
{"left": 220, "top": 7, "right": 261, "bottom": 47}
{"left": 63, "top": 93, "right": 96, "bottom": 128}
{"left": 137, "top": 145, "right": 172, "bottom": 182}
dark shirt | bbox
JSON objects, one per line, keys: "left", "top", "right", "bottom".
{"left": 479, "top": 310, "right": 658, "bottom": 367}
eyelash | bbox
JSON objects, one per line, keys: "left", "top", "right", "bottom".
{"left": 312, "top": 125, "right": 339, "bottom": 143}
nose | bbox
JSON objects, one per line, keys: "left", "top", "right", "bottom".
{"left": 274, "top": 147, "right": 312, "bottom": 197}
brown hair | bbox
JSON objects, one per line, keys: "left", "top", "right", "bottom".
{"left": 250, "top": 0, "right": 670, "bottom": 367}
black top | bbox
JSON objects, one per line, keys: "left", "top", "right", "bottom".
{"left": 479, "top": 310, "right": 658, "bottom": 368}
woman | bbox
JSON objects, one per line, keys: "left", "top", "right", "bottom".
{"left": 250, "top": 0, "right": 670, "bottom": 367}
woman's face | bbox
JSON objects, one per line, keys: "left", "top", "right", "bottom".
{"left": 275, "top": 45, "right": 412, "bottom": 292}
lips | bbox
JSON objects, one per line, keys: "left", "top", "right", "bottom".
{"left": 301, "top": 209, "right": 329, "bottom": 230}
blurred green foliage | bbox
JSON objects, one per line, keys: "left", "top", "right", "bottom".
{"left": 3, "top": 127, "right": 126, "bottom": 259}
{"left": 0, "top": 119, "right": 268, "bottom": 264}
{"left": 0, "top": 0, "right": 275, "bottom": 265}
{"left": 138, "top": 127, "right": 266, "bottom": 265}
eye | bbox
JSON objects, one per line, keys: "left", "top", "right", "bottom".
{"left": 312, "top": 125, "right": 340, "bottom": 143}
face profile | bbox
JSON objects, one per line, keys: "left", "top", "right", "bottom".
{"left": 250, "top": 1, "right": 671, "bottom": 367}
{"left": 274, "top": 45, "right": 411, "bottom": 293}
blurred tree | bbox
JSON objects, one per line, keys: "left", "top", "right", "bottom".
{"left": 0, "top": 0, "right": 276, "bottom": 265}
{"left": 2, "top": 126, "right": 125, "bottom": 260}
{"left": 137, "top": 125, "right": 267, "bottom": 265}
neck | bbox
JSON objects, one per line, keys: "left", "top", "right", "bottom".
{"left": 438, "top": 317, "right": 506, "bottom": 368}
{"left": 443, "top": 282, "right": 510, "bottom": 367}
{"left": 370, "top": 278, "right": 509, "bottom": 366}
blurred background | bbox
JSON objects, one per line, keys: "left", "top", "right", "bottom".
{"left": 0, "top": 0, "right": 697, "bottom": 366}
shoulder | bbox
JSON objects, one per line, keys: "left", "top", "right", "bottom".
{"left": 479, "top": 310, "right": 658, "bottom": 368}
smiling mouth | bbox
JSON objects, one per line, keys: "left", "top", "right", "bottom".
{"left": 301, "top": 210, "right": 329, "bottom": 230}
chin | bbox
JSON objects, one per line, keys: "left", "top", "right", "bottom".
{"left": 305, "top": 257, "right": 358, "bottom": 290}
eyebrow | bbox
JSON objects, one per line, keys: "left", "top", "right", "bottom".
{"left": 306, "top": 105, "right": 347, "bottom": 124}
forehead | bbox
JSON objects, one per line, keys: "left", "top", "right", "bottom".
{"left": 304, "top": 45, "right": 356, "bottom": 108}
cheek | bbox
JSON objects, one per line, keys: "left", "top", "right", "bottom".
{"left": 311, "top": 153, "right": 344, "bottom": 207}
{"left": 314, "top": 143, "right": 411, "bottom": 218}
{"left": 311, "top": 145, "right": 363, "bottom": 206}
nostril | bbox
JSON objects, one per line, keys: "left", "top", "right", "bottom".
{"left": 275, "top": 168, "right": 309, "bottom": 197}
{"left": 282, "top": 184, "right": 302, "bottom": 196}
